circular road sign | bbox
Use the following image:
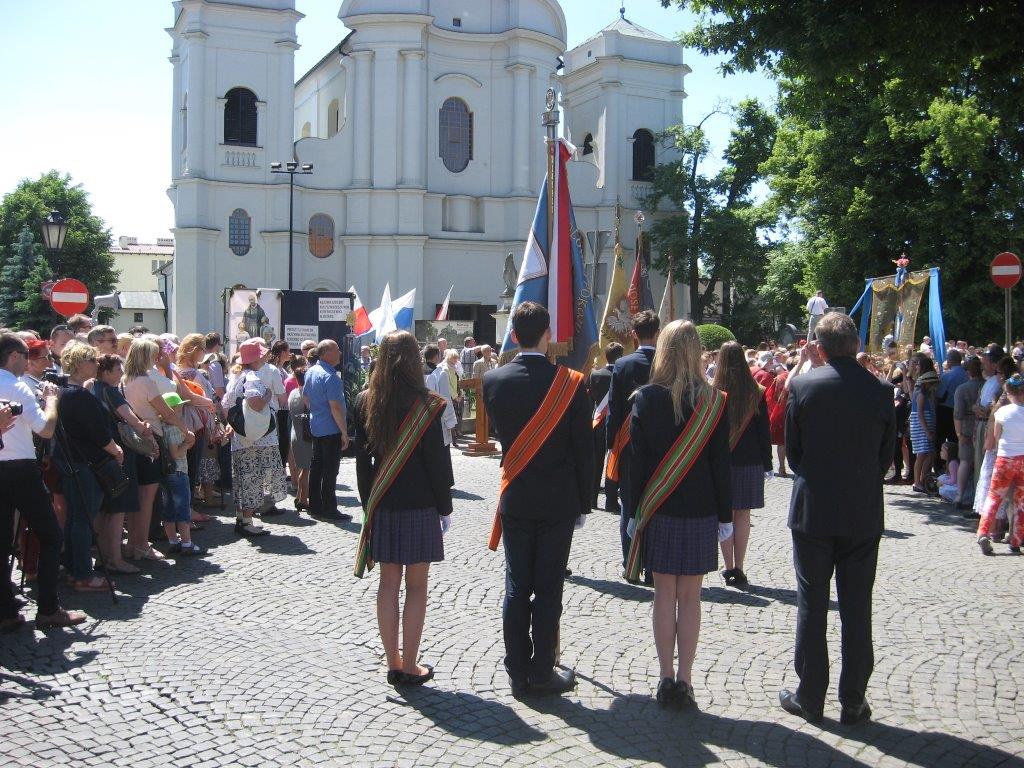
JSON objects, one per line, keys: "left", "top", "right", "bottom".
{"left": 49, "top": 278, "right": 90, "bottom": 317}
{"left": 991, "top": 252, "right": 1021, "bottom": 290}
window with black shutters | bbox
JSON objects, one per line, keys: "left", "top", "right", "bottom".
{"left": 224, "top": 88, "right": 258, "bottom": 146}
{"left": 632, "top": 129, "right": 655, "bottom": 182}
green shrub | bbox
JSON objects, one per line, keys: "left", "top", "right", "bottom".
{"left": 696, "top": 324, "right": 736, "bottom": 351}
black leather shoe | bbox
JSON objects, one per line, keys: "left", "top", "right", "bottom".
{"left": 397, "top": 665, "right": 434, "bottom": 686}
{"left": 779, "top": 689, "right": 823, "bottom": 725}
{"left": 509, "top": 677, "right": 530, "bottom": 698}
{"left": 840, "top": 701, "right": 872, "bottom": 726}
{"left": 656, "top": 677, "right": 676, "bottom": 708}
{"left": 386, "top": 669, "right": 402, "bottom": 686}
{"left": 527, "top": 668, "right": 577, "bottom": 697}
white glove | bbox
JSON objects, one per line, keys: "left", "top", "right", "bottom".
{"left": 626, "top": 516, "right": 637, "bottom": 539}
{"left": 718, "top": 522, "right": 734, "bottom": 542}
{"left": 440, "top": 515, "right": 451, "bottom": 535}
{"left": 574, "top": 515, "right": 586, "bottom": 530}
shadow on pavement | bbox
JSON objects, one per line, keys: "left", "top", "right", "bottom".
{"left": 520, "top": 689, "right": 1021, "bottom": 767}
{"left": 452, "top": 489, "right": 485, "bottom": 501}
{"left": 567, "top": 574, "right": 652, "bottom": 602}
{"left": 394, "top": 686, "right": 547, "bottom": 746}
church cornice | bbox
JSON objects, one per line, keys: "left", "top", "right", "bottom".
{"left": 427, "top": 25, "right": 563, "bottom": 51}
{"left": 433, "top": 72, "right": 483, "bottom": 89}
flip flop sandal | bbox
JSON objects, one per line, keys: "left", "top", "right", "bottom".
{"left": 73, "top": 577, "right": 110, "bottom": 592}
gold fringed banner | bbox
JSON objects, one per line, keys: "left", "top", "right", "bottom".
{"left": 867, "top": 269, "right": 930, "bottom": 353}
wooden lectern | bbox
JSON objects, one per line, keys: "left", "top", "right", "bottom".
{"left": 458, "top": 378, "right": 499, "bottom": 456}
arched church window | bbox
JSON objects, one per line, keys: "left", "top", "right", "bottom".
{"left": 228, "top": 209, "right": 251, "bottom": 256}
{"left": 439, "top": 97, "right": 473, "bottom": 173}
{"left": 308, "top": 214, "right": 334, "bottom": 258}
{"left": 632, "top": 129, "right": 655, "bottom": 182}
{"left": 583, "top": 133, "right": 594, "bottom": 156}
{"left": 224, "top": 87, "right": 258, "bottom": 146}
{"left": 328, "top": 99, "right": 340, "bottom": 137}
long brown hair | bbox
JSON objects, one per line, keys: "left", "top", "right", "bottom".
{"left": 363, "top": 330, "right": 439, "bottom": 458}
{"left": 713, "top": 341, "right": 762, "bottom": 445}
{"left": 649, "top": 320, "right": 710, "bottom": 424}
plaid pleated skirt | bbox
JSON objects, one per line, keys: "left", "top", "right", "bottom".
{"left": 732, "top": 464, "right": 766, "bottom": 510}
{"left": 370, "top": 507, "right": 445, "bottom": 565}
{"left": 644, "top": 514, "right": 718, "bottom": 576}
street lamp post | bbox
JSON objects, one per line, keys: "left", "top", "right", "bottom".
{"left": 270, "top": 160, "right": 313, "bottom": 290}
{"left": 40, "top": 210, "right": 69, "bottom": 254}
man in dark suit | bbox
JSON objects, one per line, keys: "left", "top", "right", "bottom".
{"left": 780, "top": 312, "right": 896, "bottom": 726}
{"left": 589, "top": 342, "right": 624, "bottom": 512}
{"left": 607, "top": 310, "right": 660, "bottom": 569}
{"left": 483, "top": 302, "right": 593, "bottom": 697}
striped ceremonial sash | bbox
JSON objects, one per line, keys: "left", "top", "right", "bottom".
{"left": 625, "top": 389, "right": 726, "bottom": 583}
{"left": 605, "top": 419, "right": 631, "bottom": 482}
{"left": 488, "top": 366, "right": 585, "bottom": 551}
{"left": 354, "top": 396, "right": 446, "bottom": 578}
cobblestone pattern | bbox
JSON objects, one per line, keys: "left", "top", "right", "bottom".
{"left": 1, "top": 454, "right": 1023, "bottom": 767}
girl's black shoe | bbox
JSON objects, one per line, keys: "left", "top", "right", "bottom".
{"left": 398, "top": 665, "right": 434, "bottom": 686}
{"left": 656, "top": 677, "right": 676, "bottom": 708}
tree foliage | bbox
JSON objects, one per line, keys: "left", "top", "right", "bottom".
{"left": 642, "top": 99, "right": 777, "bottom": 338}
{"left": 663, "top": 0, "right": 1024, "bottom": 340}
{"left": 0, "top": 171, "right": 117, "bottom": 332}
{"left": 696, "top": 323, "right": 736, "bottom": 351}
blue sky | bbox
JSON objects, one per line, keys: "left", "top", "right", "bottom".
{"left": 0, "top": 0, "right": 774, "bottom": 242}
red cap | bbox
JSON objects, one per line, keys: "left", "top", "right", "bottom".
{"left": 26, "top": 339, "right": 49, "bottom": 359}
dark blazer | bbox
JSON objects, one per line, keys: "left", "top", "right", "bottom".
{"left": 785, "top": 356, "right": 896, "bottom": 537}
{"left": 607, "top": 348, "right": 655, "bottom": 450}
{"left": 628, "top": 384, "right": 732, "bottom": 522}
{"left": 482, "top": 354, "right": 593, "bottom": 521}
{"left": 352, "top": 391, "right": 453, "bottom": 516}
{"left": 731, "top": 392, "right": 773, "bottom": 471}
{"left": 589, "top": 365, "right": 613, "bottom": 411}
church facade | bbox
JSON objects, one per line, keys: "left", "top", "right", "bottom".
{"left": 167, "top": 0, "right": 689, "bottom": 341}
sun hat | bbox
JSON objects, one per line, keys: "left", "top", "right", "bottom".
{"left": 182, "top": 379, "right": 205, "bottom": 398}
{"left": 162, "top": 392, "right": 186, "bottom": 408}
{"left": 26, "top": 339, "right": 49, "bottom": 359}
{"left": 756, "top": 350, "right": 774, "bottom": 368}
{"left": 159, "top": 337, "right": 179, "bottom": 359}
{"left": 239, "top": 338, "right": 270, "bottom": 366}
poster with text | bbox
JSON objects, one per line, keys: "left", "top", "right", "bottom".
{"left": 280, "top": 290, "right": 354, "bottom": 361}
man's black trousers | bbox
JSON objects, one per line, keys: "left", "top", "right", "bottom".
{"left": 501, "top": 514, "right": 575, "bottom": 684}
{"left": 792, "top": 530, "right": 880, "bottom": 713}
{"left": 309, "top": 434, "right": 342, "bottom": 516}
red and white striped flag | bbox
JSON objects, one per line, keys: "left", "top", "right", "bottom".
{"left": 436, "top": 285, "right": 454, "bottom": 321}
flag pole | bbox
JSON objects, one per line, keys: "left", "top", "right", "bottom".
{"left": 543, "top": 87, "right": 559, "bottom": 271}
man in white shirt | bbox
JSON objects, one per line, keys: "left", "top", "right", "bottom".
{"left": 0, "top": 333, "right": 86, "bottom": 630}
{"left": 806, "top": 291, "right": 829, "bottom": 340}
{"left": 423, "top": 344, "right": 457, "bottom": 487}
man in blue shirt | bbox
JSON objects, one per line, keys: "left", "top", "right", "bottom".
{"left": 936, "top": 349, "right": 966, "bottom": 450}
{"left": 304, "top": 339, "right": 351, "bottom": 521}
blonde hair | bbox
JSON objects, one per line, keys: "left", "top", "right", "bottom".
{"left": 177, "top": 333, "right": 206, "bottom": 367}
{"left": 124, "top": 339, "right": 159, "bottom": 379}
{"left": 444, "top": 349, "right": 459, "bottom": 364}
{"left": 116, "top": 334, "right": 133, "bottom": 356}
{"left": 649, "top": 320, "right": 710, "bottom": 424}
{"left": 60, "top": 340, "right": 98, "bottom": 377}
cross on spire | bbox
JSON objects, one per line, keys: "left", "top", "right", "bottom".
{"left": 620, "top": 6, "right": 626, "bottom": 19}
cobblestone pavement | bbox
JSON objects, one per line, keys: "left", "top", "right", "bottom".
{"left": 2, "top": 452, "right": 1023, "bottom": 768}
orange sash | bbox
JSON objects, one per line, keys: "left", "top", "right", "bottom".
{"left": 488, "top": 366, "right": 585, "bottom": 551}
{"left": 605, "top": 419, "right": 631, "bottom": 482}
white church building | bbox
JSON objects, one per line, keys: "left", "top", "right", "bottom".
{"left": 167, "top": 0, "right": 689, "bottom": 342}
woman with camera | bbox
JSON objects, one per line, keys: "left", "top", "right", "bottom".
{"left": 56, "top": 341, "right": 125, "bottom": 591}
{"left": 123, "top": 339, "right": 194, "bottom": 561}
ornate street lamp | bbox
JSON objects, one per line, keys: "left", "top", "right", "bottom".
{"left": 270, "top": 160, "right": 314, "bottom": 290}
{"left": 40, "top": 210, "right": 69, "bottom": 253}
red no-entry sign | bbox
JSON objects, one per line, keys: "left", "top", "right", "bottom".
{"left": 49, "top": 278, "right": 90, "bottom": 317}
{"left": 991, "top": 252, "right": 1021, "bottom": 289}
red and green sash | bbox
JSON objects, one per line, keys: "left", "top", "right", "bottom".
{"left": 354, "top": 396, "right": 446, "bottom": 578}
{"left": 605, "top": 419, "right": 631, "bottom": 482}
{"left": 488, "top": 366, "right": 585, "bottom": 551}
{"left": 625, "top": 389, "right": 726, "bottom": 582}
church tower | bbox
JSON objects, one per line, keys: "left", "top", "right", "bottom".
{"left": 167, "top": 0, "right": 302, "bottom": 333}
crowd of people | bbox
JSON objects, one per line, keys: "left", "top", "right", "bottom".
{"left": 2, "top": 302, "right": 1014, "bottom": 723}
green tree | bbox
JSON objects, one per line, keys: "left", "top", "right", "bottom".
{"left": 663, "top": 0, "right": 1024, "bottom": 340}
{"left": 642, "top": 99, "right": 777, "bottom": 333}
{"left": 0, "top": 228, "right": 39, "bottom": 326}
{"left": 0, "top": 171, "right": 117, "bottom": 330}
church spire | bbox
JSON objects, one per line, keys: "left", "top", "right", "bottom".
{"left": 620, "top": 6, "right": 626, "bottom": 19}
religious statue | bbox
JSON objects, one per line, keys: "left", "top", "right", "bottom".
{"left": 502, "top": 253, "right": 517, "bottom": 298}
{"left": 242, "top": 294, "right": 269, "bottom": 340}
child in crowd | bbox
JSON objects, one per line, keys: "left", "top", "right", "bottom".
{"left": 937, "top": 441, "right": 960, "bottom": 503}
{"left": 161, "top": 393, "right": 203, "bottom": 555}
{"left": 977, "top": 374, "right": 1024, "bottom": 555}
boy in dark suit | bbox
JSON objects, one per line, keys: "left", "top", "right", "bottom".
{"left": 589, "top": 342, "right": 624, "bottom": 511}
{"left": 482, "top": 302, "right": 593, "bottom": 697}
{"left": 780, "top": 312, "right": 896, "bottom": 726}
{"left": 607, "top": 311, "right": 660, "bottom": 570}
